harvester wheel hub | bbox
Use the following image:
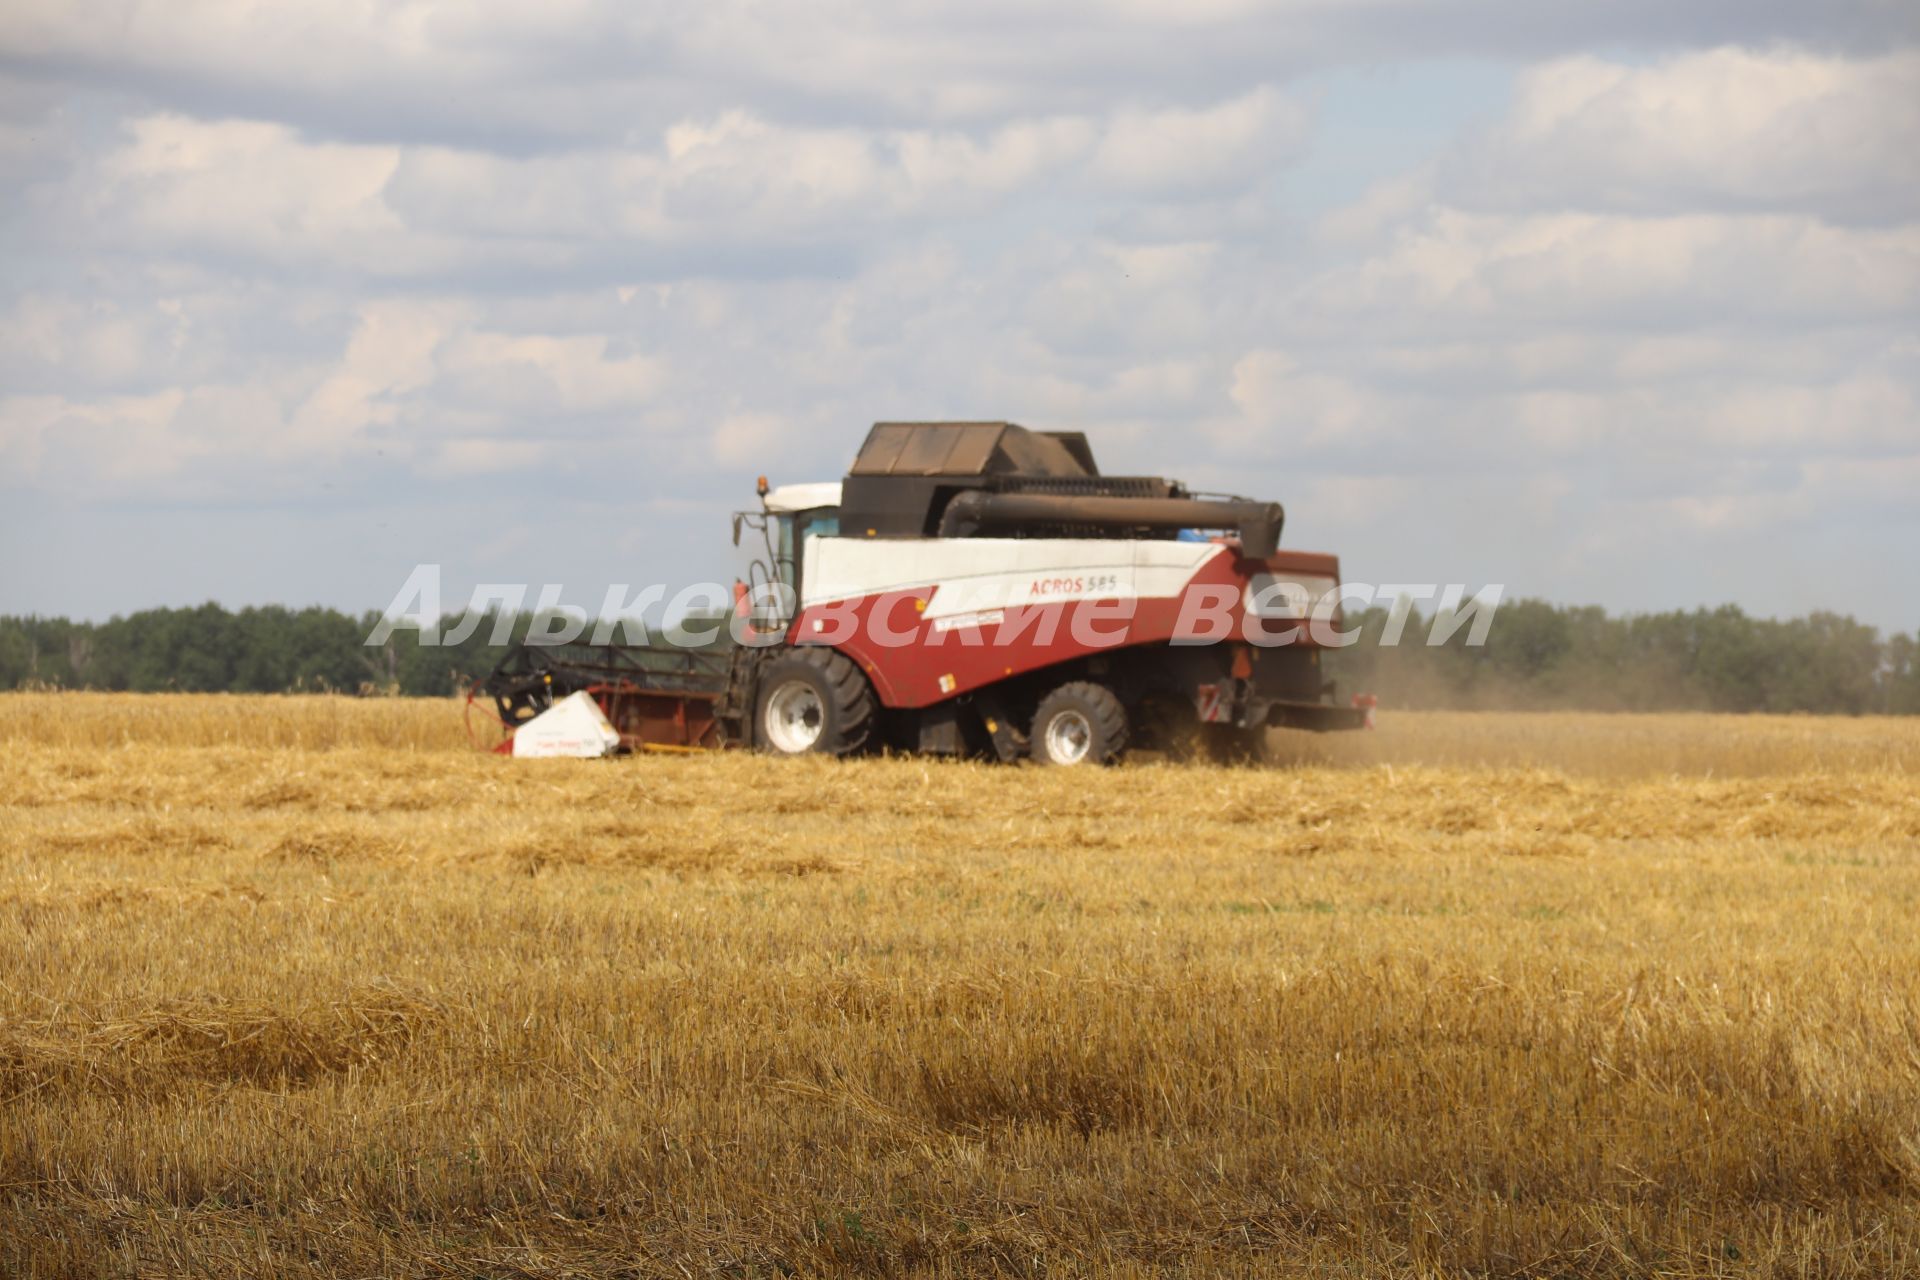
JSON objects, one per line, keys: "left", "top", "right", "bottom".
{"left": 764, "top": 680, "right": 827, "bottom": 753}
{"left": 1044, "top": 709, "right": 1094, "bottom": 765}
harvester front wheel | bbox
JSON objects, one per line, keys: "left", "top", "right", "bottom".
{"left": 754, "top": 647, "right": 875, "bottom": 756}
{"left": 1030, "top": 682, "right": 1127, "bottom": 766}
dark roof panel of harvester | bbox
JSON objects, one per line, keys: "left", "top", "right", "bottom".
{"left": 851, "top": 422, "right": 1097, "bottom": 479}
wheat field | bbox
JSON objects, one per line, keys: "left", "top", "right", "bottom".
{"left": 3, "top": 694, "right": 1918, "bottom": 1278}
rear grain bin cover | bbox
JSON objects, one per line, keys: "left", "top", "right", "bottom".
{"left": 849, "top": 422, "right": 1097, "bottom": 479}
{"left": 510, "top": 690, "right": 621, "bottom": 758}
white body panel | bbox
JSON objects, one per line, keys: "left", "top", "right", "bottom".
{"left": 802, "top": 536, "right": 1225, "bottom": 618}
{"left": 510, "top": 690, "right": 622, "bottom": 758}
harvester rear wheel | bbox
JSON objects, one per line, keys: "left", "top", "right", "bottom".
{"left": 1030, "top": 682, "right": 1127, "bottom": 766}
{"left": 753, "top": 647, "right": 875, "bottom": 756}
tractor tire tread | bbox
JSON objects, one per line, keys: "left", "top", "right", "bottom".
{"left": 755, "top": 646, "right": 876, "bottom": 756}
{"left": 1031, "top": 681, "right": 1128, "bottom": 765}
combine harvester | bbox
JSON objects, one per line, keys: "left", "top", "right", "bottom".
{"left": 477, "top": 422, "right": 1369, "bottom": 764}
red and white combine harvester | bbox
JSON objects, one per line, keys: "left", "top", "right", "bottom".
{"left": 478, "top": 422, "right": 1370, "bottom": 764}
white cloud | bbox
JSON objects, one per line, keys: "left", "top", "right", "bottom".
{"left": 96, "top": 114, "right": 408, "bottom": 260}
{"left": 0, "top": 299, "right": 671, "bottom": 496}
{"left": 3, "top": 0, "right": 1902, "bottom": 149}
{"left": 1229, "top": 352, "right": 1388, "bottom": 448}
{"left": 286, "top": 300, "right": 452, "bottom": 456}
{"left": 1299, "top": 209, "right": 1920, "bottom": 329}
{"left": 1, "top": 389, "right": 187, "bottom": 491}
{"left": 1316, "top": 170, "right": 1433, "bottom": 248}
{"left": 45, "top": 95, "right": 1308, "bottom": 280}
{"left": 433, "top": 438, "right": 546, "bottom": 475}
{"left": 1267, "top": 44, "right": 1920, "bottom": 547}
{"left": 0, "top": 293, "right": 192, "bottom": 390}
{"left": 1443, "top": 49, "right": 1920, "bottom": 223}
{"left": 438, "top": 332, "right": 664, "bottom": 414}
{"left": 711, "top": 412, "right": 787, "bottom": 468}
{"left": 894, "top": 117, "right": 1098, "bottom": 195}
{"left": 1091, "top": 88, "right": 1309, "bottom": 192}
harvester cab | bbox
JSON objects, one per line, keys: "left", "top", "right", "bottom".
{"left": 733, "top": 480, "right": 844, "bottom": 632}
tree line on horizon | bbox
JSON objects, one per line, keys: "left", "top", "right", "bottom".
{"left": 1, "top": 600, "right": 1917, "bottom": 715}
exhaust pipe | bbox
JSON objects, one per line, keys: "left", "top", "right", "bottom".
{"left": 939, "top": 491, "right": 1285, "bottom": 558}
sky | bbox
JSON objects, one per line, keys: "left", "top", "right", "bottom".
{"left": 2, "top": 2, "right": 1917, "bottom": 630}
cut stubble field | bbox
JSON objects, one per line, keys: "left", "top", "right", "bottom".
{"left": 2, "top": 694, "right": 1918, "bottom": 1277}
